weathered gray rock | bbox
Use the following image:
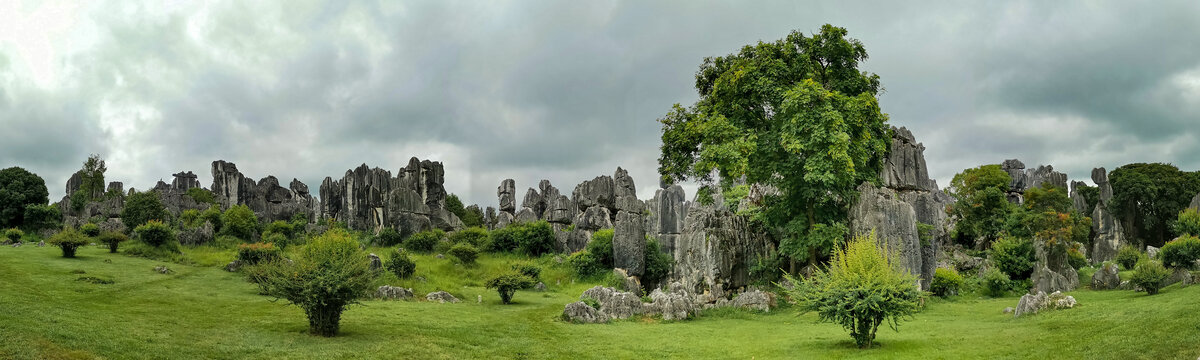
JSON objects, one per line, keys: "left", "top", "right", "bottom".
{"left": 1191, "top": 193, "right": 1200, "bottom": 211}
{"left": 521, "top": 188, "right": 545, "bottom": 219}
{"left": 514, "top": 207, "right": 539, "bottom": 224}
{"left": 368, "top": 253, "right": 382, "bottom": 272}
{"left": 153, "top": 265, "right": 173, "bottom": 274}
{"left": 534, "top": 282, "right": 547, "bottom": 292}
{"left": 732, "top": 290, "right": 772, "bottom": 312}
{"left": 498, "top": 179, "right": 516, "bottom": 213}
{"left": 672, "top": 204, "right": 773, "bottom": 293}
{"left": 581, "top": 286, "right": 643, "bottom": 320}
{"left": 545, "top": 195, "right": 576, "bottom": 224}
{"left": 572, "top": 175, "right": 615, "bottom": 211}
{"left": 178, "top": 222, "right": 214, "bottom": 246}
{"left": 224, "top": 260, "right": 242, "bottom": 272}
{"left": 319, "top": 159, "right": 458, "bottom": 233}
{"left": 496, "top": 211, "right": 514, "bottom": 229}
{"left": 613, "top": 211, "right": 646, "bottom": 276}
{"left": 484, "top": 206, "right": 497, "bottom": 230}
{"left": 882, "top": 127, "right": 935, "bottom": 191}
{"left": 850, "top": 183, "right": 922, "bottom": 277}
{"left": 612, "top": 268, "right": 643, "bottom": 296}
{"left": 1147, "top": 246, "right": 1160, "bottom": 260}
{"left": 644, "top": 283, "right": 695, "bottom": 321}
{"left": 1091, "top": 167, "right": 1125, "bottom": 264}
{"left": 425, "top": 291, "right": 461, "bottom": 303}
{"left": 171, "top": 171, "right": 202, "bottom": 191}
{"left": 574, "top": 206, "right": 613, "bottom": 231}
{"left": 1091, "top": 263, "right": 1121, "bottom": 290}
{"left": 563, "top": 301, "right": 608, "bottom": 323}
{"left": 1030, "top": 240, "right": 1079, "bottom": 294}
{"left": 376, "top": 285, "right": 414, "bottom": 300}
{"left": 1014, "top": 290, "right": 1076, "bottom": 317}
{"left": 656, "top": 185, "right": 687, "bottom": 235}
{"left": 36, "top": 241, "right": 45, "bottom": 247}
{"left": 1069, "top": 181, "right": 1090, "bottom": 215}
{"left": 1165, "top": 268, "right": 1194, "bottom": 287}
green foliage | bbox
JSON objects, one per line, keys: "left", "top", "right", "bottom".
{"left": 80, "top": 223, "right": 100, "bottom": 237}
{"left": 445, "top": 194, "right": 469, "bottom": 223}
{"left": 783, "top": 232, "right": 922, "bottom": 349}
{"left": 485, "top": 272, "right": 536, "bottom": 304}
{"left": 5, "top": 228, "right": 24, "bottom": 242}
{"left": 460, "top": 205, "right": 485, "bottom": 228}
{"left": 79, "top": 154, "right": 107, "bottom": 201}
{"left": 448, "top": 243, "right": 479, "bottom": 265}
{"left": 1130, "top": 259, "right": 1171, "bottom": 295}
{"left": 1067, "top": 247, "right": 1087, "bottom": 271}
{"left": 264, "top": 220, "right": 295, "bottom": 239}
{"left": 695, "top": 186, "right": 715, "bottom": 206}
{"left": 1076, "top": 184, "right": 1100, "bottom": 217}
{"left": 1116, "top": 245, "right": 1143, "bottom": 271}
{"left": 70, "top": 189, "right": 88, "bottom": 212}
{"left": 930, "top": 268, "right": 964, "bottom": 298}
{"left": 373, "top": 227, "right": 403, "bottom": 247}
{"left": 511, "top": 263, "right": 541, "bottom": 280}
{"left": 779, "top": 222, "right": 847, "bottom": 265}
{"left": 185, "top": 188, "right": 216, "bottom": 204}
{"left": 180, "top": 209, "right": 202, "bottom": 228}
{"left": 723, "top": 184, "right": 749, "bottom": 210}
{"left": 385, "top": 248, "right": 416, "bottom": 279}
{"left": 448, "top": 227, "right": 489, "bottom": 248}
{"left": 236, "top": 242, "right": 282, "bottom": 265}
{"left": 1109, "top": 163, "right": 1200, "bottom": 247}
{"left": 262, "top": 232, "right": 289, "bottom": 249}
{"left": 219, "top": 205, "right": 258, "bottom": 242}
{"left": 748, "top": 253, "right": 784, "bottom": 285}
{"left": 121, "top": 191, "right": 168, "bottom": 228}
{"left": 22, "top": 204, "right": 61, "bottom": 233}
{"left": 1173, "top": 208, "right": 1200, "bottom": 237}
{"left": 487, "top": 221, "right": 556, "bottom": 256}
{"left": 917, "top": 223, "right": 934, "bottom": 247}
{"left": 568, "top": 251, "right": 604, "bottom": 277}
{"left": 134, "top": 220, "right": 176, "bottom": 247}
{"left": 989, "top": 236, "right": 1035, "bottom": 280}
{"left": 586, "top": 229, "right": 614, "bottom": 268}
{"left": 657, "top": 25, "right": 890, "bottom": 268}
{"left": 643, "top": 237, "right": 674, "bottom": 289}
{"left": 403, "top": 229, "right": 444, "bottom": 253}
{"left": 1159, "top": 235, "right": 1200, "bottom": 270}
{"left": 253, "top": 228, "right": 376, "bottom": 336}
{"left": 980, "top": 268, "right": 1011, "bottom": 298}
{"left": 948, "top": 165, "right": 1012, "bottom": 246}
{"left": 200, "top": 206, "right": 223, "bottom": 232}
{"left": 581, "top": 296, "right": 601, "bottom": 310}
{"left": 48, "top": 228, "right": 89, "bottom": 258}
{"left": 97, "top": 231, "right": 128, "bottom": 253}
{"left": 0, "top": 166, "right": 50, "bottom": 228}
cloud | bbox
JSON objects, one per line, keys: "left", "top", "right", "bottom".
{"left": 1, "top": 0, "right": 1198, "bottom": 208}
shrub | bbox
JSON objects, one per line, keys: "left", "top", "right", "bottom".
{"left": 486, "top": 272, "right": 536, "bottom": 304}
{"left": 97, "top": 231, "right": 128, "bottom": 253}
{"left": 22, "top": 204, "right": 61, "bottom": 232}
{"left": 262, "top": 232, "right": 290, "bottom": 249}
{"left": 642, "top": 237, "right": 674, "bottom": 289}
{"left": 185, "top": 187, "right": 216, "bottom": 204}
{"left": 782, "top": 232, "right": 922, "bottom": 349}
{"left": 586, "top": 229, "right": 615, "bottom": 267}
{"left": 253, "top": 228, "right": 376, "bottom": 336}
{"left": 748, "top": 254, "right": 785, "bottom": 285}
{"left": 373, "top": 227, "right": 403, "bottom": 247}
{"left": 1116, "top": 245, "right": 1143, "bottom": 271}
{"left": 48, "top": 228, "right": 89, "bottom": 258}
{"left": 200, "top": 206, "right": 223, "bottom": 232}
{"left": 237, "top": 242, "right": 282, "bottom": 265}
{"left": 980, "top": 268, "right": 1011, "bottom": 298}
{"left": 121, "top": 191, "right": 168, "bottom": 228}
{"left": 220, "top": 205, "right": 259, "bottom": 242}
{"left": 180, "top": 209, "right": 202, "bottom": 228}
{"left": 385, "top": 248, "right": 416, "bottom": 279}
{"left": 448, "top": 243, "right": 479, "bottom": 265}
{"left": 488, "top": 221, "right": 556, "bottom": 256}
{"left": 511, "top": 263, "right": 541, "bottom": 280}
{"left": 1160, "top": 235, "right": 1200, "bottom": 270}
{"left": 70, "top": 190, "right": 89, "bottom": 213}
{"left": 1130, "top": 259, "right": 1171, "bottom": 295}
{"left": 5, "top": 228, "right": 24, "bottom": 243}
{"left": 80, "top": 223, "right": 100, "bottom": 237}
{"left": 265, "top": 220, "right": 296, "bottom": 240}
{"left": 1174, "top": 208, "right": 1200, "bottom": 237}
{"left": 449, "top": 227, "right": 489, "bottom": 248}
{"left": 403, "top": 229, "right": 444, "bottom": 253}
{"left": 134, "top": 220, "right": 176, "bottom": 247}
{"left": 568, "top": 251, "right": 604, "bottom": 277}
{"left": 989, "top": 236, "right": 1035, "bottom": 280}
{"left": 930, "top": 268, "right": 965, "bottom": 297}
{"left": 1067, "top": 247, "right": 1087, "bottom": 270}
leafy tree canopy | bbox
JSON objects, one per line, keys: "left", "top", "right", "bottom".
{"left": 80, "top": 154, "right": 107, "bottom": 201}
{"left": 0, "top": 167, "right": 50, "bottom": 228}
{"left": 948, "top": 165, "right": 1012, "bottom": 247}
{"left": 1109, "top": 163, "right": 1200, "bottom": 247}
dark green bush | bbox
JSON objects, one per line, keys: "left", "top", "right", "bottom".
{"left": 220, "top": 205, "right": 258, "bottom": 242}
{"left": 70, "top": 190, "right": 88, "bottom": 212}
{"left": 0, "top": 167, "right": 49, "bottom": 229}
{"left": 512, "top": 263, "right": 541, "bottom": 280}
{"left": 374, "top": 227, "right": 403, "bottom": 247}
{"left": 568, "top": 251, "right": 604, "bottom": 277}
{"left": 80, "top": 223, "right": 100, "bottom": 237}
{"left": 449, "top": 227, "right": 489, "bottom": 247}
{"left": 134, "top": 220, "right": 175, "bottom": 247}
{"left": 642, "top": 237, "right": 674, "bottom": 289}
{"left": 980, "top": 268, "right": 1011, "bottom": 298}
{"left": 185, "top": 187, "right": 217, "bottom": 204}
{"left": 1116, "top": 245, "right": 1143, "bottom": 271}
{"left": 448, "top": 243, "right": 479, "bottom": 264}
{"left": 486, "top": 272, "right": 536, "bottom": 304}
{"left": 1173, "top": 208, "right": 1200, "bottom": 237}
{"left": 386, "top": 248, "right": 416, "bottom": 279}
{"left": 403, "top": 229, "right": 444, "bottom": 253}
{"left": 1130, "top": 259, "right": 1170, "bottom": 295}
{"left": 931, "top": 268, "right": 965, "bottom": 297}
{"left": 22, "top": 204, "right": 61, "bottom": 233}
{"left": 487, "top": 221, "right": 556, "bottom": 256}
{"left": 237, "top": 242, "right": 282, "bottom": 265}
{"left": 5, "top": 228, "right": 24, "bottom": 242}
{"left": 748, "top": 253, "right": 784, "bottom": 285}
{"left": 264, "top": 220, "right": 295, "bottom": 239}
{"left": 262, "top": 232, "right": 290, "bottom": 249}
{"left": 586, "top": 229, "right": 614, "bottom": 267}
{"left": 200, "top": 206, "right": 223, "bottom": 232}
{"left": 1067, "top": 247, "right": 1087, "bottom": 270}
{"left": 989, "top": 236, "right": 1035, "bottom": 280}
{"left": 97, "top": 231, "right": 128, "bottom": 253}
{"left": 121, "top": 191, "right": 168, "bottom": 228}
{"left": 1160, "top": 235, "right": 1200, "bottom": 269}
{"left": 48, "top": 228, "right": 89, "bottom": 258}
{"left": 180, "top": 209, "right": 202, "bottom": 228}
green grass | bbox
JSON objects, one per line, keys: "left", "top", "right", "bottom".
{"left": 2, "top": 245, "right": 1199, "bottom": 359}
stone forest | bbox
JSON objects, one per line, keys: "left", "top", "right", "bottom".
{"left": 3, "top": 23, "right": 1200, "bottom": 360}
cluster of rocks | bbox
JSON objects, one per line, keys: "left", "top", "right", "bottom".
{"left": 1030, "top": 236, "right": 1080, "bottom": 294}
{"left": 211, "top": 162, "right": 318, "bottom": 224}
{"left": 375, "top": 285, "right": 414, "bottom": 300}
{"left": 318, "top": 158, "right": 462, "bottom": 235}
{"left": 1000, "top": 159, "right": 1068, "bottom": 204}
{"left": 425, "top": 291, "right": 461, "bottom": 303}
{"left": 850, "top": 126, "right": 955, "bottom": 290}
{"left": 1090, "top": 263, "right": 1121, "bottom": 290}
{"left": 562, "top": 283, "right": 773, "bottom": 324}
{"left": 1011, "top": 290, "right": 1076, "bottom": 317}
{"left": 1084, "top": 168, "right": 1126, "bottom": 263}
{"left": 57, "top": 175, "right": 126, "bottom": 232}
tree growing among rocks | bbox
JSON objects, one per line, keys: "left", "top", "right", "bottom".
{"left": 255, "top": 228, "right": 375, "bottom": 336}
{"left": 121, "top": 191, "right": 168, "bottom": 228}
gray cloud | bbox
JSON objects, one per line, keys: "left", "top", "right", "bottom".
{"left": 1, "top": 1, "right": 1198, "bottom": 207}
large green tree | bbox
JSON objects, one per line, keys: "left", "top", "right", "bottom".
{"left": 948, "top": 165, "right": 1012, "bottom": 248}
{"left": 657, "top": 24, "right": 891, "bottom": 268}
{"left": 1109, "top": 163, "right": 1200, "bottom": 247}
{"left": 80, "top": 154, "right": 107, "bottom": 201}
{"left": 0, "top": 167, "right": 50, "bottom": 228}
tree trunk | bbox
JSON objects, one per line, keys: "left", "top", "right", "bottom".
{"left": 306, "top": 305, "right": 343, "bottom": 337}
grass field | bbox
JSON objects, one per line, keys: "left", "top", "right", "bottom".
{"left": 2, "top": 244, "right": 1199, "bottom": 359}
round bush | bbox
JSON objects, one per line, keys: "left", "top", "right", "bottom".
{"left": 448, "top": 243, "right": 479, "bottom": 264}
{"left": 200, "top": 206, "right": 223, "bottom": 232}
{"left": 989, "top": 236, "right": 1035, "bottom": 280}
{"left": 486, "top": 272, "right": 536, "bottom": 304}
{"left": 980, "top": 268, "right": 1011, "bottom": 298}
{"left": 264, "top": 220, "right": 295, "bottom": 239}
{"left": 134, "top": 220, "right": 176, "bottom": 247}
{"left": 1115, "top": 245, "right": 1143, "bottom": 271}
{"left": 220, "top": 205, "right": 259, "bottom": 242}
{"left": 48, "top": 228, "right": 89, "bottom": 258}
{"left": 1067, "top": 247, "right": 1087, "bottom": 270}
{"left": 375, "top": 227, "right": 403, "bottom": 247}
{"left": 121, "top": 191, "right": 168, "bottom": 228}
{"left": 486, "top": 221, "right": 555, "bottom": 256}
{"left": 1130, "top": 259, "right": 1171, "bottom": 295}
{"left": 97, "top": 231, "right": 128, "bottom": 253}
{"left": 385, "top": 248, "right": 416, "bottom": 279}
{"left": 568, "top": 251, "right": 604, "bottom": 277}
{"left": 403, "top": 229, "right": 444, "bottom": 253}
{"left": 511, "top": 263, "right": 541, "bottom": 280}
{"left": 262, "top": 232, "right": 289, "bottom": 249}
{"left": 1160, "top": 235, "right": 1200, "bottom": 270}
{"left": 79, "top": 223, "right": 101, "bottom": 237}
{"left": 5, "top": 228, "right": 24, "bottom": 242}
{"left": 930, "top": 267, "right": 965, "bottom": 297}
{"left": 180, "top": 209, "right": 202, "bottom": 228}
{"left": 449, "top": 227, "right": 489, "bottom": 247}
{"left": 0, "top": 167, "right": 49, "bottom": 229}
{"left": 1174, "top": 208, "right": 1200, "bottom": 237}
{"left": 586, "top": 229, "right": 614, "bottom": 267}
{"left": 237, "top": 242, "right": 282, "bottom": 265}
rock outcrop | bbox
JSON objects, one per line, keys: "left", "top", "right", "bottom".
{"left": 1190, "top": 193, "right": 1200, "bottom": 212}
{"left": 1001, "top": 160, "right": 1068, "bottom": 203}
{"left": 376, "top": 286, "right": 414, "bottom": 300}
{"left": 425, "top": 291, "right": 461, "bottom": 303}
{"left": 1090, "top": 168, "right": 1126, "bottom": 264}
{"left": 210, "top": 161, "right": 318, "bottom": 223}
{"left": 671, "top": 204, "right": 774, "bottom": 293}
{"left": 562, "top": 301, "right": 608, "bottom": 323}
{"left": 1030, "top": 240, "right": 1079, "bottom": 294}
{"left": 318, "top": 158, "right": 461, "bottom": 234}
{"left": 1013, "top": 291, "right": 1076, "bottom": 318}
{"left": 1090, "top": 263, "right": 1121, "bottom": 290}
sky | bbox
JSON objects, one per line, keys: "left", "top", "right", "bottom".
{"left": 2, "top": 1, "right": 1199, "bottom": 207}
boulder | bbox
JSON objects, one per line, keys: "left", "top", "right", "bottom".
{"left": 612, "top": 268, "right": 642, "bottom": 296}
{"left": 224, "top": 260, "right": 242, "bottom": 272}
{"left": 153, "top": 265, "right": 173, "bottom": 274}
{"left": 613, "top": 211, "right": 646, "bottom": 276}
{"left": 572, "top": 175, "right": 615, "bottom": 211}
{"left": 1090, "top": 263, "right": 1121, "bottom": 290}
{"left": 849, "top": 183, "right": 922, "bottom": 277}
{"left": 732, "top": 289, "right": 772, "bottom": 312}
{"left": 178, "top": 222, "right": 215, "bottom": 246}
{"left": 644, "top": 283, "right": 696, "bottom": 321}
{"left": 376, "top": 285, "right": 414, "bottom": 300}
{"left": 368, "top": 253, "right": 382, "bottom": 272}
{"left": 581, "top": 286, "right": 643, "bottom": 320}
{"left": 672, "top": 203, "right": 773, "bottom": 293}
{"left": 563, "top": 301, "right": 608, "bottom": 324}
{"left": 514, "top": 207, "right": 539, "bottom": 224}
{"left": 882, "top": 126, "right": 934, "bottom": 191}
{"left": 535, "top": 282, "right": 547, "bottom": 292}
{"left": 1014, "top": 290, "right": 1076, "bottom": 317}
{"left": 574, "top": 206, "right": 613, "bottom": 231}
{"left": 1147, "top": 246, "right": 1160, "bottom": 260}
{"left": 1191, "top": 193, "right": 1200, "bottom": 211}
{"left": 425, "top": 291, "right": 461, "bottom": 303}
{"left": 498, "top": 179, "right": 516, "bottom": 213}
{"left": 1165, "top": 268, "right": 1194, "bottom": 287}
{"left": 1030, "top": 241, "right": 1079, "bottom": 294}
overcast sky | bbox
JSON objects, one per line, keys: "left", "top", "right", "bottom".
{"left": 2, "top": 1, "right": 1199, "bottom": 206}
